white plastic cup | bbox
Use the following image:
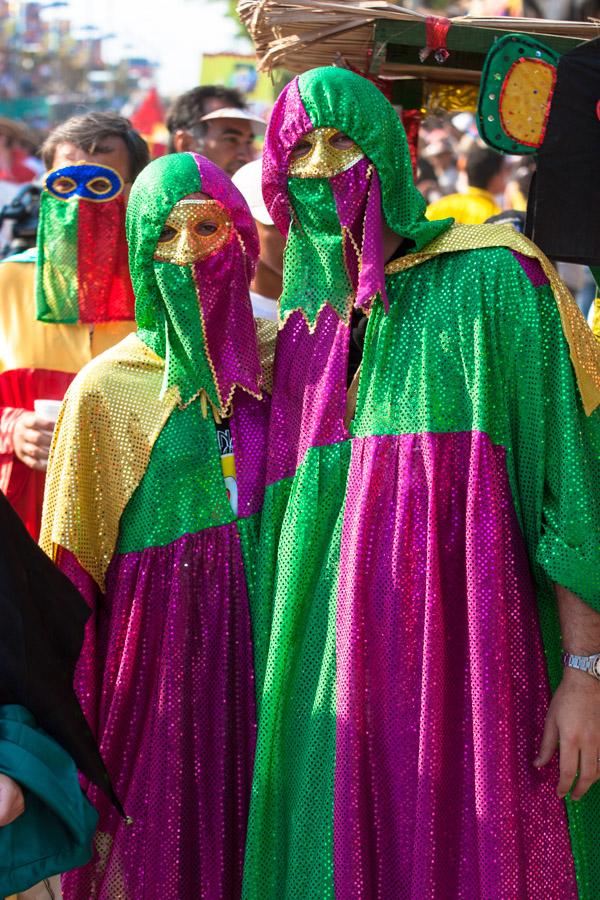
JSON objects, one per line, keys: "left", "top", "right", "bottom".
{"left": 34, "top": 398, "right": 62, "bottom": 425}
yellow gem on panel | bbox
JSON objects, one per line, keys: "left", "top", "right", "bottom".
{"left": 500, "top": 59, "right": 555, "bottom": 147}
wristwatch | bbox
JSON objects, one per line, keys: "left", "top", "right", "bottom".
{"left": 562, "top": 651, "right": 600, "bottom": 681}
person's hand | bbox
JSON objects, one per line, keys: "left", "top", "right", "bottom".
{"left": 535, "top": 668, "right": 600, "bottom": 801}
{"left": 0, "top": 773, "right": 25, "bottom": 826}
{"left": 13, "top": 410, "right": 55, "bottom": 471}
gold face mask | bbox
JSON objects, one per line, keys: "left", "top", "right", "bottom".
{"left": 288, "top": 127, "right": 364, "bottom": 179}
{"left": 153, "top": 199, "right": 232, "bottom": 266}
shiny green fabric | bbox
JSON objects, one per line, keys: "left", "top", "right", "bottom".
{"left": 281, "top": 177, "right": 351, "bottom": 326}
{"left": 35, "top": 192, "right": 79, "bottom": 323}
{"left": 126, "top": 153, "right": 213, "bottom": 404}
{"left": 243, "top": 246, "right": 600, "bottom": 898}
{"left": 117, "top": 400, "right": 234, "bottom": 554}
{"left": 296, "top": 67, "right": 452, "bottom": 250}
{"left": 244, "top": 443, "right": 350, "bottom": 899}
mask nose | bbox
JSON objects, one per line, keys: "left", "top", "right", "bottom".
{"left": 173, "top": 225, "right": 193, "bottom": 263}
{"left": 309, "top": 134, "right": 329, "bottom": 170}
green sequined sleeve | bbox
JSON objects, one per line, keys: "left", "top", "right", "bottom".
{"left": 509, "top": 278, "right": 600, "bottom": 607}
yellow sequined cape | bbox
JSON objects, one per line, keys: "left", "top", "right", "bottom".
{"left": 40, "top": 320, "right": 276, "bottom": 590}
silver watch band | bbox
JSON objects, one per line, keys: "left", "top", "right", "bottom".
{"left": 562, "top": 651, "right": 600, "bottom": 680}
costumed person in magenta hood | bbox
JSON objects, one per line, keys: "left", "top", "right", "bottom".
{"left": 41, "top": 151, "right": 275, "bottom": 899}
{"left": 243, "top": 66, "right": 600, "bottom": 899}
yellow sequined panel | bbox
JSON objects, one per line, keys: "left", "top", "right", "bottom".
{"left": 40, "top": 333, "right": 179, "bottom": 589}
{"left": 424, "top": 84, "right": 479, "bottom": 115}
{"left": 385, "top": 223, "right": 600, "bottom": 416}
{"left": 592, "top": 298, "right": 600, "bottom": 339}
{"left": 288, "top": 127, "right": 364, "bottom": 179}
{"left": 500, "top": 59, "right": 556, "bottom": 147}
{"left": 255, "top": 316, "right": 277, "bottom": 395}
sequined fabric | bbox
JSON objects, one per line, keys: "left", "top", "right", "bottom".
{"left": 39, "top": 333, "right": 179, "bottom": 589}
{"left": 280, "top": 159, "right": 388, "bottom": 329}
{"left": 127, "top": 152, "right": 262, "bottom": 410}
{"left": 245, "top": 66, "right": 600, "bottom": 900}
{"left": 42, "top": 153, "right": 272, "bottom": 899}
{"left": 330, "top": 160, "right": 387, "bottom": 313}
{"left": 282, "top": 177, "right": 353, "bottom": 328}
{"left": 117, "top": 389, "right": 269, "bottom": 554}
{"left": 334, "top": 431, "right": 576, "bottom": 898}
{"left": 61, "top": 527, "right": 257, "bottom": 900}
{"left": 266, "top": 305, "right": 349, "bottom": 484}
{"left": 36, "top": 164, "right": 134, "bottom": 324}
{"left": 383, "top": 221, "right": 600, "bottom": 415}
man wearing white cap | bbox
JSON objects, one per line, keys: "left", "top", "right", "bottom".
{"left": 166, "top": 85, "right": 266, "bottom": 176}
{"left": 232, "top": 158, "right": 282, "bottom": 322}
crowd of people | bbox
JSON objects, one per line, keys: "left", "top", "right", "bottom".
{"left": 0, "top": 64, "right": 598, "bottom": 900}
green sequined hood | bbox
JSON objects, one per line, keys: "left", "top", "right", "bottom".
{"left": 263, "top": 66, "right": 452, "bottom": 251}
{"left": 126, "top": 152, "right": 262, "bottom": 411}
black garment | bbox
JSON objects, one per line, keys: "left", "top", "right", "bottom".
{"left": 348, "top": 310, "right": 367, "bottom": 386}
{"left": 347, "top": 236, "right": 414, "bottom": 386}
{"left": 0, "top": 489, "right": 124, "bottom": 817}
{"left": 526, "top": 36, "right": 600, "bottom": 266}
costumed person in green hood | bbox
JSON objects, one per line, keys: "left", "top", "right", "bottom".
{"left": 0, "top": 488, "right": 124, "bottom": 898}
{"left": 242, "top": 66, "right": 600, "bottom": 899}
{"left": 40, "top": 152, "right": 275, "bottom": 899}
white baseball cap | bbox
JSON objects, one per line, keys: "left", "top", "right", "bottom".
{"left": 199, "top": 107, "right": 267, "bottom": 135}
{"left": 232, "top": 158, "right": 273, "bottom": 226}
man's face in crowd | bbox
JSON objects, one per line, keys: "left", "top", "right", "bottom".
{"left": 193, "top": 118, "right": 256, "bottom": 176}
{"left": 51, "top": 134, "right": 133, "bottom": 196}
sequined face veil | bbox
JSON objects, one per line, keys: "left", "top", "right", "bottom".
{"left": 127, "top": 153, "right": 262, "bottom": 414}
{"left": 262, "top": 69, "right": 452, "bottom": 331}
{"left": 264, "top": 114, "right": 389, "bottom": 333}
{"left": 282, "top": 128, "right": 387, "bottom": 330}
{"left": 36, "top": 162, "right": 134, "bottom": 323}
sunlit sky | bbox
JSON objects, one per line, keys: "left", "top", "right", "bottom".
{"left": 47, "top": 0, "right": 248, "bottom": 97}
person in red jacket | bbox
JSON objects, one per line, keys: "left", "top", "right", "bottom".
{"left": 0, "top": 112, "right": 149, "bottom": 538}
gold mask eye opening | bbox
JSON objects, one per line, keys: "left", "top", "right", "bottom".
{"left": 87, "top": 176, "right": 113, "bottom": 196}
{"left": 157, "top": 224, "right": 179, "bottom": 245}
{"left": 328, "top": 132, "right": 356, "bottom": 151}
{"left": 194, "top": 220, "right": 219, "bottom": 237}
{"left": 153, "top": 199, "right": 232, "bottom": 265}
{"left": 290, "top": 138, "right": 313, "bottom": 161}
{"left": 53, "top": 176, "right": 77, "bottom": 194}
